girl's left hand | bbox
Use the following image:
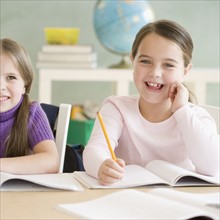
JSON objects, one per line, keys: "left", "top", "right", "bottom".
{"left": 169, "top": 81, "right": 189, "bottom": 113}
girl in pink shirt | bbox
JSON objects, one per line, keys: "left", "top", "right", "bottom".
{"left": 83, "top": 20, "right": 219, "bottom": 185}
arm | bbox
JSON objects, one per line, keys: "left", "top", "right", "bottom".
{"left": 174, "top": 105, "right": 219, "bottom": 176}
{"left": 83, "top": 101, "right": 125, "bottom": 182}
{"left": 169, "top": 82, "right": 219, "bottom": 176}
{"left": 0, "top": 102, "right": 59, "bottom": 174}
{"left": 0, "top": 140, "right": 59, "bottom": 174}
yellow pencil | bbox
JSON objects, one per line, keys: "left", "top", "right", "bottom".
{"left": 97, "top": 112, "right": 117, "bottom": 161}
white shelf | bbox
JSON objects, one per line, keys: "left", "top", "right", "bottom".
{"left": 38, "top": 68, "right": 219, "bottom": 105}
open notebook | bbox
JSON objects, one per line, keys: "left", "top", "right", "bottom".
{"left": 0, "top": 172, "right": 84, "bottom": 191}
{"left": 73, "top": 160, "right": 220, "bottom": 189}
{"left": 57, "top": 188, "right": 220, "bottom": 219}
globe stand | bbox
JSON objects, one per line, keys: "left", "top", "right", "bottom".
{"left": 109, "top": 55, "right": 132, "bottom": 69}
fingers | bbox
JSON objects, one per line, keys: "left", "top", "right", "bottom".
{"left": 169, "top": 82, "right": 189, "bottom": 112}
{"left": 169, "top": 81, "right": 181, "bottom": 98}
{"left": 169, "top": 84, "right": 177, "bottom": 101}
{"left": 98, "top": 158, "right": 125, "bottom": 185}
{"left": 169, "top": 81, "right": 188, "bottom": 97}
{"left": 116, "top": 158, "right": 125, "bottom": 168}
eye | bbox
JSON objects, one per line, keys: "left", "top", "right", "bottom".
{"left": 6, "top": 75, "right": 17, "bottom": 81}
{"left": 163, "top": 63, "right": 175, "bottom": 68}
{"left": 140, "top": 59, "right": 151, "bottom": 65}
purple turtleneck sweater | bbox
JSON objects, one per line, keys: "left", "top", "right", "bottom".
{"left": 0, "top": 97, "right": 54, "bottom": 157}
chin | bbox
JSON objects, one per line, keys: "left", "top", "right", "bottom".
{"left": 142, "top": 94, "right": 168, "bottom": 104}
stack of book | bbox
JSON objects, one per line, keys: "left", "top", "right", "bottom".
{"left": 36, "top": 44, "right": 97, "bottom": 69}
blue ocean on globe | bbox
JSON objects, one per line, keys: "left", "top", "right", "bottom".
{"left": 93, "top": 0, "right": 155, "bottom": 55}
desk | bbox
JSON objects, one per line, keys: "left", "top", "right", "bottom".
{"left": 38, "top": 68, "right": 219, "bottom": 105}
{"left": 1, "top": 186, "right": 219, "bottom": 219}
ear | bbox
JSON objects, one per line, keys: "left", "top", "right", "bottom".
{"left": 184, "top": 63, "right": 193, "bottom": 76}
{"left": 22, "top": 86, "right": 26, "bottom": 95}
{"left": 130, "top": 53, "right": 134, "bottom": 63}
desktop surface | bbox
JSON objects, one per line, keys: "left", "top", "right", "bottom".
{"left": 1, "top": 186, "right": 219, "bottom": 219}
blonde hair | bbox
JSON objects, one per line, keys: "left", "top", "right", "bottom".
{"left": 0, "top": 38, "right": 34, "bottom": 156}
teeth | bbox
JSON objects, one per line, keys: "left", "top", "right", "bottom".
{"left": 147, "top": 82, "right": 162, "bottom": 88}
{"left": 148, "top": 82, "right": 159, "bottom": 87}
{"left": 0, "top": 96, "right": 8, "bottom": 101}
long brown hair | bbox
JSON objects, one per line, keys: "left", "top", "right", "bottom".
{"left": 131, "top": 19, "right": 197, "bottom": 103}
{"left": 0, "top": 38, "right": 34, "bottom": 157}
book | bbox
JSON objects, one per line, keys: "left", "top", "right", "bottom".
{"left": 37, "top": 51, "right": 97, "bottom": 62}
{"left": 0, "top": 172, "right": 84, "bottom": 192}
{"left": 57, "top": 188, "right": 220, "bottom": 219}
{"left": 41, "top": 44, "right": 94, "bottom": 54}
{"left": 73, "top": 160, "right": 220, "bottom": 189}
{"left": 36, "top": 61, "right": 97, "bottom": 69}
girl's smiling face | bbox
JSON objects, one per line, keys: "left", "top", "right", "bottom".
{"left": 132, "top": 32, "right": 191, "bottom": 105}
{"left": 0, "top": 54, "right": 26, "bottom": 113}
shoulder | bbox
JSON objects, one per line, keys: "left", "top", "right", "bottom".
{"left": 100, "top": 95, "right": 140, "bottom": 121}
{"left": 27, "top": 101, "right": 54, "bottom": 148}
{"left": 30, "top": 101, "right": 40, "bottom": 111}
{"left": 181, "top": 103, "right": 213, "bottom": 116}
{"left": 175, "top": 103, "right": 217, "bottom": 122}
{"left": 29, "top": 101, "right": 47, "bottom": 121}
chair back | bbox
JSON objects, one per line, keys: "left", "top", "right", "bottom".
{"left": 199, "top": 105, "right": 220, "bottom": 134}
{"left": 41, "top": 103, "right": 71, "bottom": 173}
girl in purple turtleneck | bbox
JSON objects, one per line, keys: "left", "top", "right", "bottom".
{"left": 0, "top": 38, "right": 59, "bottom": 174}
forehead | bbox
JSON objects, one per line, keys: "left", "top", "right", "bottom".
{"left": 1, "top": 53, "right": 16, "bottom": 65}
{"left": 0, "top": 54, "right": 21, "bottom": 75}
{"left": 138, "top": 33, "right": 183, "bottom": 60}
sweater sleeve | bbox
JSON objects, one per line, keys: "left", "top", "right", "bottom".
{"left": 174, "top": 104, "right": 219, "bottom": 176}
{"left": 83, "top": 101, "right": 124, "bottom": 178}
{"left": 28, "top": 102, "right": 55, "bottom": 150}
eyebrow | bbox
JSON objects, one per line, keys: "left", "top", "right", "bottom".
{"left": 2, "top": 72, "right": 19, "bottom": 78}
{"left": 5, "top": 72, "right": 18, "bottom": 76}
{"left": 137, "top": 54, "right": 179, "bottom": 64}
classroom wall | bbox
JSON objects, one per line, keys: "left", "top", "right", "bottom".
{"left": 1, "top": 0, "right": 219, "bottom": 106}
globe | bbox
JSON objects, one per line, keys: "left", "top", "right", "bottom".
{"left": 93, "top": 0, "right": 155, "bottom": 68}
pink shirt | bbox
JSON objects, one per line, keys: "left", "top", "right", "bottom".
{"left": 83, "top": 96, "right": 219, "bottom": 178}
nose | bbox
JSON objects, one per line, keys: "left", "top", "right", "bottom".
{"left": 0, "top": 77, "right": 6, "bottom": 91}
{"left": 149, "top": 65, "right": 162, "bottom": 78}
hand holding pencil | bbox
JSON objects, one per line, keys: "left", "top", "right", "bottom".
{"left": 97, "top": 112, "right": 125, "bottom": 185}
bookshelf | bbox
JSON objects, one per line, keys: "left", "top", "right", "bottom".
{"left": 38, "top": 68, "right": 219, "bottom": 105}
